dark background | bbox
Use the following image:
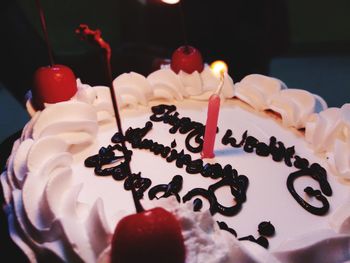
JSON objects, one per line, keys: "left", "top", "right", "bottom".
{"left": 1, "top": 0, "right": 350, "bottom": 109}
{"left": 0, "top": 0, "right": 291, "bottom": 101}
{"left": 1, "top": 0, "right": 350, "bottom": 105}
{"left": 0, "top": 0, "right": 296, "bottom": 100}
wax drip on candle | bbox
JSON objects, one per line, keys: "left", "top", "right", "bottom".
{"left": 201, "top": 61, "right": 228, "bottom": 159}
{"left": 75, "top": 24, "right": 143, "bottom": 213}
{"left": 214, "top": 71, "right": 225, "bottom": 95}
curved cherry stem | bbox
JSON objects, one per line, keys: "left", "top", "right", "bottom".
{"left": 75, "top": 24, "right": 144, "bottom": 213}
{"left": 35, "top": 0, "right": 54, "bottom": 66}
{"left": 177, "top": 1, "right": 188, "bottom": 48}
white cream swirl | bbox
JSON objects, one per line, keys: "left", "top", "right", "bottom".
{"left": 234, "top": 74, "right": 327, "bottom": 129}
{"left": 305, "top": 104, "right": 350, "bottom": 178}
{"left": 2, "top": 101, "right": 111, "bottom": 262}
{"left": 28, "top": 66, "right": 235, "bottom": 117}
{"left": 148, "top": 65, "right": 234, "bottom": 101}
{"left": 234, "top": 74, "right": 287, "bottom": 111}
{"left": 141, "top": 198, "right": 278, "bottom": 263}
{"left": 268, "top": 89, "right": 317, "bottom": 129}
{"left": 112, "top": 72, "right": 153, "bottom": 108}
{"left": 76, "top": 79, "right": 115, "bottom": 123}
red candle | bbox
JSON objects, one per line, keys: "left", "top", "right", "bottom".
{"left": 201, "top": 93, "right": 221, "bottom": 158}
{"left": 201, "top": 61, "right": 227, "bottom": 159}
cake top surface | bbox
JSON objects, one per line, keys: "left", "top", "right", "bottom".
{"left": 2, "top": 66, "right": 350, "bottom": 263}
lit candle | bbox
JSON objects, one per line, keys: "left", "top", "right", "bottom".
{"left": 201, "top": 61, "right": 228, "bottom": 159}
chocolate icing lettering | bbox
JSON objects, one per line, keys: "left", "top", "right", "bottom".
{"left": 84, "top": 103, "right": 333, "bottom": 250}
{"left": 183, "top": 167, "right": 248, "bottom": 217}
{"left": 217, "top": 221, "right": 237, "bottom": 237}
{"left": 287, "top": 163, "right": 331, "bottom": 215}
{"left": 148, "top": 175, "right": 183, "bottom": 203}
{"left": 258, "top": 221, "right": 275, "bottom": 237}
{"left": 221, "top": 128, "right": 331, "bottom": 215}
{"left": 150, "top": 104, "right": 205, "bottom": 153}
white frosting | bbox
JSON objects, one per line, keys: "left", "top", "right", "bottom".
{"left": 234, "top": 74, "right": 327, "bottom": 129}
{"left": 305, "top": 104, "right": 350, "bottom": 179}
{"left": 268, "top": 89, "right": 316, "bottom": 129}
{"left": 148, "top": 68, "right": 186, "bottom": 100}
{"left": 151, "top": 64, "right": 234, "bottom": 101}
{"left": 234, "top": 74, "right": 287, "bottom": 111}
{"left": 76, "top": 79, "right": 115, "bottom": 123}
{"left": 144, "top": 198, "right": 273, "bottom": 263}
{"left": 3, "top": 71, "right": 350, "bottom": 263}
{"left": 113, "top": 72, "right": 153, "bottom": 108}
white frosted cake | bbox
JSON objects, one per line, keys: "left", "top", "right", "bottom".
{"left": 2, "top": 62, "right": 350, "bottom": 263}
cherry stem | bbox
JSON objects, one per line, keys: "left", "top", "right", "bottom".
{"left": 183, "top": 45, "right": 191, "bottom": 54}
{"left": 35, "top": 0, "right": 54, "bottom": 66}
{"left": 107, "top": 57, "right": 144, "bottom": 214}
{"left": 177, "top": 1, "right": 188, "bottom": 47}
{"left": 75, "top": 24, "right": 144, "bottom": 214}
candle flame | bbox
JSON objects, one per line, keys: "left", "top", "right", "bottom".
{"left": 210, "top": 60, "right": 228, "bottom": 78}
{"left": 161, "top": 0, "right": 180, "bottom": 4}
{"left": 210, "top": 61, "right": 228, "bottom": 95}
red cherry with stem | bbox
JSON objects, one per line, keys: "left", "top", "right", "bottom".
{"left": 170, "top": 45, "right": 204, "bottom": 74}
{"left": 32, "top": 0, "right": 77, "bottom": 110}
{"left": 111, "top": 207, "right": 186, "bottom": 263}
{"left": 32, "top": 64, "right": 77, "bottom": 109}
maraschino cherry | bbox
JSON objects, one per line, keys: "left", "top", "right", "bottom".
{"left": 170, "top": 45, "right": 204, "bottom": 74}
{"left": 32, "top": 0, "right": 77, "bottom": 110}
{"left": 32, "top": 65, "right": 77, "bottom": 109}
{"left": 111, "top": 207, "right": 186, "bottom": 263}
